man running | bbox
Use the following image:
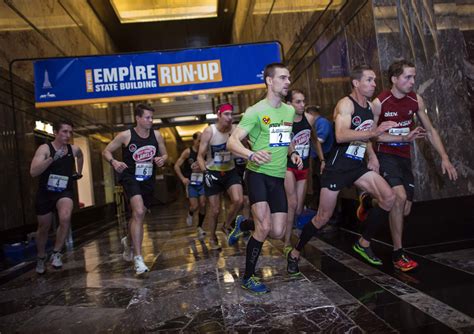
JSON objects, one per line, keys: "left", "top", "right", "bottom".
{"left": 174, "top": 132, "right": 206, "bottom": 238}
{"left": 197, "top": 103, "right": 243, "bottom": 250}
{"left": 286, "top": 65, "right": 397, "bottom": 275}
{"left": 283, "top": 90, "right": 325, "bottom": 255}
{"left": 30, "top": 119, "right": 83, "bottom": 274}
{"left": 362, "top": 59, "right": 458, "bottom": 271}
{"left": 227, "top": 62, "right": 302, "bottom": 294}
{"left": 103, "top": 103, "right": 168, "bottom": 275}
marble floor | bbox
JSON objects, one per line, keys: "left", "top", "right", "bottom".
{"left": 1, "top": 198, "right": 473, "bottom": 333}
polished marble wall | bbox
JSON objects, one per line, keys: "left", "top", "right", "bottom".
{"left": 372, "top": 0, "right": 474, "bottom": 200}
{"left": 232, "top": 0, "right": 474, "bottom": 201}
{"left": 0, "top": 0, "right": 117, "bottom": 232}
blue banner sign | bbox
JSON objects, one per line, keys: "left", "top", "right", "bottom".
{"left": 34, "top": 42, "right": 282, "bottom": 107}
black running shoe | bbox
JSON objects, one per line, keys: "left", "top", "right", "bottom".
{"left": 287, "top": 251, "right": 301, "bottom": 276}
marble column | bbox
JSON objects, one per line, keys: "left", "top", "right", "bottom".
{"left": 372, "top": 0, "right": 474, "bottom": 201}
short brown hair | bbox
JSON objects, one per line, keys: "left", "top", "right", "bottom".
{"left": 388, "top": 59, "right": 415, "bottom": 83}
{"left": 263, "top": 63, "right": 287, "bottom": 87}
{"left": 53, "top": 119, "right": 73, "bottom": 132}
{"left": 350, "top": 64, "right": 373, "bottom": 88}
{"left": 134, "top": 103, "right": 154, "bottom": 118}
{"left": 285, "top": 89, "right": 305, "bottom": 103}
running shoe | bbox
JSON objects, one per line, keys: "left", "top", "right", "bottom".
{"left": 197, "top": 227, "right": 206, "bottom": 238}
{"left": 134, "top": 255, "right": 149, "bottom": 275}
{"left": 121, "top": 236, "right": 133, "bottom": 262}
{"left": 353, "top": 242, "right": 383, "bottom": 266}
{"left": 186, "top": 214, "right": 193, "bottom": 227}
{"left": 228, "top": 215, "right": 244, "bottom": 246}
{"left": 36, "top": 256, "right": 47, "bottom": 274}
{"left": 356, "top": 192, "right": 372, "bottom": 222}
{"left": 50, "top": 252, "right": 63, "bottom": 269}
{"left": 286, "top": 250, "right": 301, "bottom": 276}
{"left": 241, "top": 275, "right": 270, "bottom": 294}
{"left": 209, "top": 238, "right": 222, "bottom": 250}
{"left": 393, "top": 253, "right": 418, "bottom": 272}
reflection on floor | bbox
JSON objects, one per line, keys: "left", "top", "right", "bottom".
{"left": 1, "top": 198, "right": 473, "bottom": 333}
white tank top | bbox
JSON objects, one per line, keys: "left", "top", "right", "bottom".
{"left": 206, "top": 124, "right": 235, "bottom": 171}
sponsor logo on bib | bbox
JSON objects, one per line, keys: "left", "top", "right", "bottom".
{"left": 129, "top": 144, "right": 137, "bottom": 152}
{"left": 133, "top": 145, "right": 156, "bottom": 162}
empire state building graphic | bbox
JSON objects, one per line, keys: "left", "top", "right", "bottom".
{"left": 42, "top": 70, "right": 52, "bottom": 89}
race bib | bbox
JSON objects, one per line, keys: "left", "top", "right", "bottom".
{"left": 345, "top": 141, "right": 367, "bottom": 160}
{"left": 47, "top": 174, "right": 69, "bottom": 192}
{"left": 135, "top": 162, "right": 153, "bottom": 181}
{"left": 387, "top": 127, "right": 410, "bottom": 146}
{"left": 190, "top": 172, "right": 204, "bottom": 186}
{"left": 269, "top": 125, "right": 292, "bottom": 147}
{"left": 295, "top": 144, "right": 310, "bottom": 159}
{"left": 213, "top": 151, "right": 231, "bottom": 164}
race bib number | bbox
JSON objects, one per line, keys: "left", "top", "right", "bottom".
{"left": 190, "top": 172, "right": 204, "bottom": 186}
{"left": 47, "top": 174, "right": 69, "bottom": 192}
{"left": 214, "top": 151, "right": 231, "bottom": 164}
{"left": 389, "top": 127, "right": 410, "bottom": 136}
{"left": 345, "top": 141, "right": 367, "bottom": 160}
{"left": 295, "top": 144, "right": 310, "bottom": 159}
{"left": 387, "top": 127, "right": 410, "bottom": 146}
{"left": 135, "top": 162, "right": 153, "bottom": 181}
{"left": 269, "top": 125, "right": 291, "bottom": 147}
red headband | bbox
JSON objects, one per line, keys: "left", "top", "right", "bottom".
{"left": 217, "top": 103, "right": 233, "bottom": 113}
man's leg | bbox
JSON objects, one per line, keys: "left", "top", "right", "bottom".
{"left": 54, "top": 197, "right": 73, "bottom": 251}
{"left": 49, "top": 197, "right": 73, "bottom": 269}
{"left": 290, "top": 188, "right": 339, "bottom": 259}
{"left": 129, "top": 195, "right": 147, "bottom": 257}
{"left": 35, "top": 212, "right": 52, "bottom": 274}
{"left": 241, "top": 201, "right": 271, "bottom": 294}
{"left": 207, "top": 194, "right": 221, "bottom": 249}
{"left": 198, "top": 194, "right": 206, "bottom": 227}
{"left": 353, "top": 172, "right": 394, "bottom": 265}
{"left": 389, "top": 185, "right": 407, "bottom": 251}
{"left": 224, "top": 184, "right": 244, "bottom": 230}
{"left": 187, "top": 196, "right": 199, "bottom": 226}
{"left": 283, "top": 170, "right": 297, "bottom": 249}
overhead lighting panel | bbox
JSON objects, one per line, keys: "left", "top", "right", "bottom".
{"left": 110, "top": 0, "right": 218, "bottom": 24}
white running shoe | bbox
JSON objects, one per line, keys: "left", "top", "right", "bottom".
{"left": 209, "top": 239, "right": 222, "bottom": 251}
{"left": 50, "top": 252, "right": 63, "bottom": 269}
{"left": 36, "top": 256, "right": 47, "bottom": 274}
{"left": 134, "top": 255, "right": 149, "bottom": 275}
{"left": 186, "top": 214, "right": 193, "bottom": 227}
{"left": 121, "top": 236, "right": 133, "bottom": 262}
{"left": 197, "top": 227, "right": 206, "bottom": 238}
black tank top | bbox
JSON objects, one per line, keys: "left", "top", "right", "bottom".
{"left": 287, "top": 113, "right": 312, "bottom": 169}
{"left": 326, "top": 96, "right": 374, "bottom": 170}
{"left": 38, "top": 143, "right": 75, "bottom": 192}
{"left": 182, "top": 147, "right": 198, "bottom": 178}
{"left": 121, "top": 128, "right": 159, "bottom": 181}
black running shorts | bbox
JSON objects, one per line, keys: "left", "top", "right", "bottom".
{"left": 320, "top": 164, "right": 370, "bottom": 191}
{"left": 119, "top": 173, "right": 155, "bottom": 209}
{"left": 204, "top": 169, "right": 242, "bottom": 197}
{"left": 35, "top": 190, "right": 74, "bottom": 216}
{"left": 246, "top": 170, "right": 287, "bottom": 213}
{"left": 377, "top": 152, "right": 414, "bottom": 201}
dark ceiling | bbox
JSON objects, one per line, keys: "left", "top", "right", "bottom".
{"left": 87, "top": 0, "right": 237, "bottom": 53}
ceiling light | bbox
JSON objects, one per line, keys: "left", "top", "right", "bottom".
{"left": 205, "top": 113, "right": 217, "bottom": 120}
{"left": 153, "top": 119, "right": 162, "bottom": 124}
{"left": 169, "top": 116, "right": 198, "bottom": 123}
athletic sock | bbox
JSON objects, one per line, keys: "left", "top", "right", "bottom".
{"left": 243, "top": 236, "right": 263, "bottom": 279}
{"left": 295, "top": 222, "right": 319, "bottom": 252}
{"left": 361, "top": 206, "right": 389, "bottom": 242}
{"left": 198, "top": 213, "right": 205, "bottom": 227}
{"left": 392, "top": 248, "right": 403, "bottom": 261}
